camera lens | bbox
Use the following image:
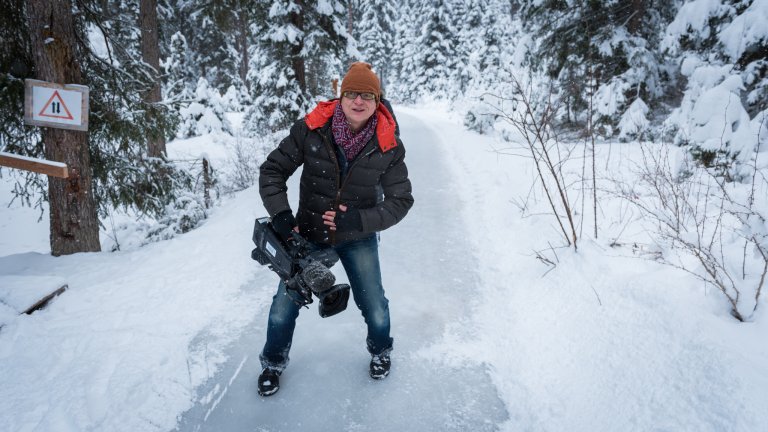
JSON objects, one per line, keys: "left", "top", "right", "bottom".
{"left": 322, "top": 291, "right": 339, "bottom": 304}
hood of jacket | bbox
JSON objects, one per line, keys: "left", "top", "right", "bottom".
{"left": 304, "top": 99, "right": 398, "bottom": 153}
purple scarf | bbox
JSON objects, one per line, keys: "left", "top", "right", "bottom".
{"left": 332, "top": 103, "right": 377, "bottom": 161}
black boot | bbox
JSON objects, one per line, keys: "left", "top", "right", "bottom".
{"left": 258, "top": 368, "right": 281, "bottom": 396}
{"left": 369, "top": 353, "right": 391, "bottom": 380}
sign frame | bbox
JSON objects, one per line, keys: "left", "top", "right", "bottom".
{"left": 24, "top": 79, "right": 89, "bottom": 132}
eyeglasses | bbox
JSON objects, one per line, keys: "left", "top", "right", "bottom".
{"left": 342, "top": 91, "right": 376, "bottom": 101}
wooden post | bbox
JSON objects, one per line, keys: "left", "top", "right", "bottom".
{"left": 202, "top": 157, "right": 212, "bottom": 209}
{"left": 0, "top": 151, "right": 69, "bottom": 178}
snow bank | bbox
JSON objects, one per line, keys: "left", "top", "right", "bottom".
{"left": 719, "top": 0, "right": 768, "bottom": 62}
{"left": 0, "top": 187, "right": 268, "bottom": 432}
{"left": 401, "top": 104, "right": 768, "bottom": 432}
{"left": 688, "top": 75, "right": 754, "bottom": 160}
{"left": 178, "top": 78, "right": 232, "bottom": 138}
{"left": 618, "top": 97, "right": 650, "bottom": 141}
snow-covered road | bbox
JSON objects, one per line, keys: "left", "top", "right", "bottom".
{"left": 174, "top": 111, "right": 509, "bottom": 431}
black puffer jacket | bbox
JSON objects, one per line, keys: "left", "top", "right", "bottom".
{"left": 259, "top": 100, "right": 413, "bottom": 244}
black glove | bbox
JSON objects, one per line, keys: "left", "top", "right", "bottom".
{"left": 271, "top": 210, "right": 297, "bottom": 241}
{"left": 334, "top": 208, "right": 362, "bottom": 232}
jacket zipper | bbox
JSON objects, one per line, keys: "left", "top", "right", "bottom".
{"left": 337, "top": 146, "right": 377, "bottom": 198}
{"left": 332, "top": 146, "right": 377, "bottom": 243}
{"left": 323, "top": 129, "right": 377, "bottom": 244}
{"left": 321, "top": 130, "right": 342, "bottom": 244}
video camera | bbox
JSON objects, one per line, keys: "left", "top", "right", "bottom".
{"left": 251, "top": 217, "right": 350, "bottom": 318}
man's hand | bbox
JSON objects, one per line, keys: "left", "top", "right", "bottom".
{"left": 323, "top": 204, "right": 362, "bottom": 232}
{"left": 271, "top": 210, "right": 299, "bottom": 240}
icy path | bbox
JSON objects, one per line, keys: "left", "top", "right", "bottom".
{"left": 174, "top": 111, "right": 508, "bottom": 431}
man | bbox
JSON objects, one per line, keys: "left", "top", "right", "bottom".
{"left": 257, "top": 62, "right": 413, "bottom": 396}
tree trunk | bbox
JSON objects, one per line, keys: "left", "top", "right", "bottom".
{"left": 627, "top": 0, "right": 645, "bottom": 35}
{"left": 236, "top": 3, "right": 249, "bottom": 91}
{"left": 290, "top": 0, "right": 306, "bottom": 92}
{"left": 26, "top": 0, "right": 101, "bottom": 256}
{"left": 509, "top": 0, "right": 521, "bottom": 17}
{"left": 347, "top": 1, "right": 353, "bottom": 38}
{"left": 140, "top": 0, "right": 166, "bottom": 158}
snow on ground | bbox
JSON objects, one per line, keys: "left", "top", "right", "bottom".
{"left": 174, "top": 109, "right": 506, "bottom": 431}
{"left": 0, "top": 177, "right": 50, "bottom": 255}
{"left": 0, "top": 190, "right": 266, "bottom": 431}
{"left": 1, "top": 105, "right": 767, "bottom": 432}
{"left": 398, "top": 104, "right": 768, "bottom": 431}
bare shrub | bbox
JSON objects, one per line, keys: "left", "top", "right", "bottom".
{"left": 615, "top": 144, "right": 767, "bottom": 321}
{"left": 225, "top": 132, "right": 271, "bottom": 193}
{"left": 487, "top": 75, "right": 580, "bottom": 250}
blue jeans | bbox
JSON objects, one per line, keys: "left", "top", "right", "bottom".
{"left": 260, "top": 235, "right": 393, "bottom": 372}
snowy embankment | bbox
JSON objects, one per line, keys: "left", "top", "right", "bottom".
{"left": 0, "top": 123, "right": 270, "bottom": 430}
{"left": 0, "top": 105, "right": 766, "bottom": 431}
{"left": 399, "top": 105, "right": 768, "bottom": 431}
{"left": 0, "top": 200, "right": 267, "bottom": 431}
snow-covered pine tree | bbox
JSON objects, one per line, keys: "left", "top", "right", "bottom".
{"left": 722, "top": 1, "right": 768, "bottom": 119}
{"left": 390, "top": 0, "right": 420, "bottom": 102}
{"left": 599, "top": 0, "right": 678, "bottom": 141}
{"left": 162, "top": 31, "right": 194, "bottom": 102}
{"left": 411, "top": 0, "right": 459, "bottom": 100}
{"left": 665, "top": 0, "right": 766, "bottom": 119}
{"left": 244, "top": 0, "right": 354, "bottom": 134}
{"left": 446, "top": 0, "right": 470, "bottom": 99}
{"left": 231, "top": 0, "right": 256, "bottom": 97}
{"left": 663, "top": 0, "right": 765, "bottom": 177}
{"left": 179, "top": 0, "right": 241, "bottom": 92}
{"left": 519, "top": 0, "right": 677, "bottom": 136}
{"left": 357, "top": 0, "right": 398, "bottom": 94}
{"left": 244, "top": 0, "right": 310, "bottom": 133}
{"left": 75, "top": 1, "right": 192, "bottom": 219}
{"left": 0, "top": 0, "right": 40, "bottom": 186}
{"left": 303, "top": 0, "right": 355, "bottom": 100}
{"left": 454, "top": 0, "right": 484, "bottom": 95}
{"left": 461, "top": 0, "right": 518, "bottom": 134}
{"left": 178, "top": 77, "right": 232, "bottom": 137}
{"left": 345, "top": 0, "right": 361, "bottom": 42}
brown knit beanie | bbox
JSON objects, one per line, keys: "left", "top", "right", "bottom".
{"left": 340, "top": 62, "right": 381, "bottom": 100}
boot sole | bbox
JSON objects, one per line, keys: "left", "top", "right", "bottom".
{"left": 258, "top": 386, "right": 279, "bottom": 396}
{"left": 370, "top": 370, "right": 389, "bottom": 380}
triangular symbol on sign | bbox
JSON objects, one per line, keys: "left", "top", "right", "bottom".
{"left": 38, "top": 90, "right": 74, "bottom": 120}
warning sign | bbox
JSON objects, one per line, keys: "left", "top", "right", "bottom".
{"left": 24, "top": 79, "right": 89, "bottom": 131}
{"left": 39, "top": 90, "right": 75, "bottom": 120}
